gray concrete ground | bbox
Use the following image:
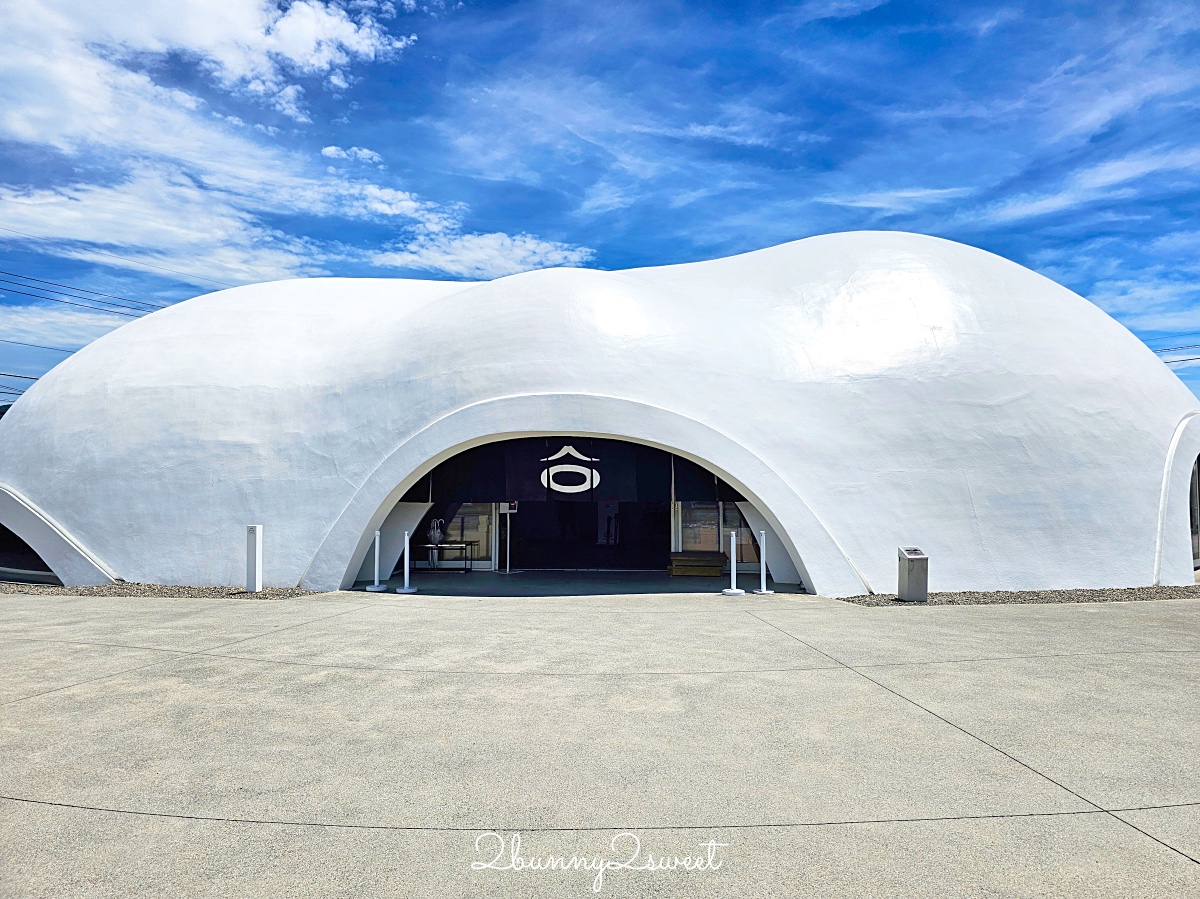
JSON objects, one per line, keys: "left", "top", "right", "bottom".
{"left": 2, "top": 589, "right": 1199, "bottom": 897}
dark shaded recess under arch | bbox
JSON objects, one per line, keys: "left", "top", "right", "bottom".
{"left": 0, "top": 521, "right": 60, "bottom": 583}
{"left": 399, "top": 437, "right": 744, "bottom": 503}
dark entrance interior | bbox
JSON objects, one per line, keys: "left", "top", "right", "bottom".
{"left": 399, "top": 436, "right": 750, "bottom": 572}
{"left": 508, "top": 500, "right": 670, "bottom": 570}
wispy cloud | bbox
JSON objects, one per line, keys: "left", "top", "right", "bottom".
{"left": 372, "top": 232, "right": 594, "bottom": 280}
{"left": 978, "top": 146, "right": 1200, "bottom": 223}
{"left": 819, "top": 187, "right": 973, "bottom": 213}
{"left": 0, "top": 303, "right": 125, "bottom": 349}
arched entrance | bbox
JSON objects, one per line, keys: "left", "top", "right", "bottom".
{"left": 300, "top": 393, "right": 871, "bottom": 595}
{"left": 375, "top": 436, "right": 766, "bottom": 578}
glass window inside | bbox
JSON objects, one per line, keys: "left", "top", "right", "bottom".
{"left": 680, "top": 501, "right": 720, "bottom": 552}
{"left": 721, "top": 503, "right": 760, "bottom": 563}
{"left": 447, "top": 503, "right": 493, "bottom": 563}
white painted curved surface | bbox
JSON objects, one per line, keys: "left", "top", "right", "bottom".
{"left": 0, "top": 231, "right": 1195, "bottom": 595}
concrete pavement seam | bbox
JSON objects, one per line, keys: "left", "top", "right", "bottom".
{"left": 171, "top": 650, "right": 849, "bottom": 676}
{"left": 853, "top": 648, "right": 1200, "bottom": 668}
{"left": 745, "top": 610, "right": 1200, "bottom": 867}
{"left": 6, "top": 636, "right": 1200, "bottom": 671}
{"left": 5, "top": 793, "right": 1200, "bottom": 833}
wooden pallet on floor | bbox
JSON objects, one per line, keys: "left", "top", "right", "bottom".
{"left": 669, "top": 551, "right": 728, "bottom": 577}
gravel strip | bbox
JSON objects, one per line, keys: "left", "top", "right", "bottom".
{"left": 0, "top": 581, "right": 317, "bottom": 599}
{"left": 4, "top": 580, "right": 1200, "bottom": 605}
{"left": 840, "top": 584, "right": 1200, "bottom": 606}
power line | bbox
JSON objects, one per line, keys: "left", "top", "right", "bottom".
{"left": 0, "top": 270, "right": 167, "bottom": 309}
{"left": 0, "top": 338, "right": 74, "bottom": 354}
{"left": 1153, "top": 344, "right": 1200, "bottom": 354}
{"left": 0, "top": 286, "right": 142, "bottom": 317}
{"left": 0, "top": 372, "right": 38, "bottom": 380}
{"left": 0, "top": 225, "right": 238, "bottom": 288}
{"left": 1144, "top": 333, "right": 1200, "bottom": 346}
{"left": 0, "top": 277, "right": 162, "bottom": 315}
{"left": 1164, "top": 356, "right": 1200, "bottom": 365}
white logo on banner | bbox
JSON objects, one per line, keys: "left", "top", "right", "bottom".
{"left": 540, "top": 445, "right": 600, "bottom": 494}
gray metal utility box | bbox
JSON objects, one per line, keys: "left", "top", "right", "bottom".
{"left": 897, "top": 546, "right": 928, "bottom": 602}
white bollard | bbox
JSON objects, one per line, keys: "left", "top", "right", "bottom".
{"left": 366, "top": 529, "right": 387, "bottom": 592}
{"left": 246, "top": 525, "right": 263, "bottom": 593}
{"left": 722, "top": 529, "right": 745, "bottom": 595}
{"left": 753, "top": 529, "right": 774, "bottom": 594}
{"left": 396, "top": 529, "right": 418, "bottom": 594}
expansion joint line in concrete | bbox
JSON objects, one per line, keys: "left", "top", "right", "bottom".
{"left": 9, "top": 634, "right": 1200, "bottom": 676}
{"left": 3, "top": 794, "right": 1200, "bottom": 834}
{"left": 744, "top": 610, "right": 1200, "bottom": 867}
{"left": 0, "top": 603, "right": 372, "bottom": 707}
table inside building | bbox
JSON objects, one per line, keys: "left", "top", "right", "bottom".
{"left": 420, "top": 541, "right": 478, "bottom": 572}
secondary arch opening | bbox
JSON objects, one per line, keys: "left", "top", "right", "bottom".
{"left": 0, "top": 521, "right": 61, "bottom": 585}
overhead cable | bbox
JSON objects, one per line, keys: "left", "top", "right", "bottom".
{"left": 0, "top": 270, "right": 167, "bottom": 309}
{"left": 0, "top": 286, "right": 142, "bottom": 317}
{"left": 0, "top": 278, "right": 160, "bottom": 315}
{"left": 0, "top": 338, "right": 74, "bottom": 353}
{"left": 0, "top": 225, "right": 237, "bottom": 287}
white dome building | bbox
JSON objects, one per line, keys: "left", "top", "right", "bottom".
{"left": 2, "top": 231, "right": 1198, "bottom": 597}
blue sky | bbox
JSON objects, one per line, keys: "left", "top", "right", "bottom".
{"left": 3, "top": 0, "right": 1200, "bottom": 395}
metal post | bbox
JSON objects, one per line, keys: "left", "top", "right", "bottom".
{"left": 366, "top": 529, "right": 386, "bottom": 592}
{"left": 753, "top": 529, "right": 774, "bottom": 594}
{"left": 722, "top": 528, "right": 744, "bottom": 595}
{"left": 246, "top": 525, "right": 263, "bottom": 593}
{"left": 396, "top": 530, "right": 418, "bottom": 594}
{"left": 506, "top": 516, "right": 511, "bottom": 575}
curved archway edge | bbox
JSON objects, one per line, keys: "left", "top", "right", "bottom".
{"left": 0, "top": 483, "right": 116, "bottom": 586}
{"left": 1155, "top": 411, "right": 1200, "bottom": 585}
{"left": 301, "top": 394, "right": 870, "bottom": 597}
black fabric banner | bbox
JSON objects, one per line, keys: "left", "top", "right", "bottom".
{"left": 673, "top": 455, "right": 718, "bottom": 501}
{"left": 504, "top": 437, "right": 551, "bottom": 501}
{"left": 587, "top": 439, "right": 637, "bottom": 503}
{"left": 421, "top": 437, "right": 730, "bottom": 504}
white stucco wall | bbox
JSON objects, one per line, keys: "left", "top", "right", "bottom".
{"left": 0, "top": 231, "right": 1195, "bottom": 595}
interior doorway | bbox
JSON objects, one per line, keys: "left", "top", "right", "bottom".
{"left": 505, "top": 499, "right": 670, "bottom": 570}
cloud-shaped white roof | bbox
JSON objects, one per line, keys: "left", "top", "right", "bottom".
{"left": 2, "top": 231, "right": 1197, "bottom": 595}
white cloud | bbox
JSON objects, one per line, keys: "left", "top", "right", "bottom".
{"left": 779, "top": 0, "right": 890, "bottom": 26}
{"left": 980, "top": 147, "right": 1200, "bottom": 223}
{"left": 373, "top": 232, "right": 595, "bottom": 280}
{"left": 322, "top": 145, "right": 384, "bottom": 163}
{"left": 0, "top": 1, "right": 592, "bottom": 295}
{"left": 0, "top": 166, "right": 337, "bottom": 284}
{"left": 0, "top": 303, "right": 126, "bottom": 349}
{"left": 22, "top": 0, "right": 415, "bottom": 122}
{"left": 818, "top": 187, "right": 973, "bottom": 213}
